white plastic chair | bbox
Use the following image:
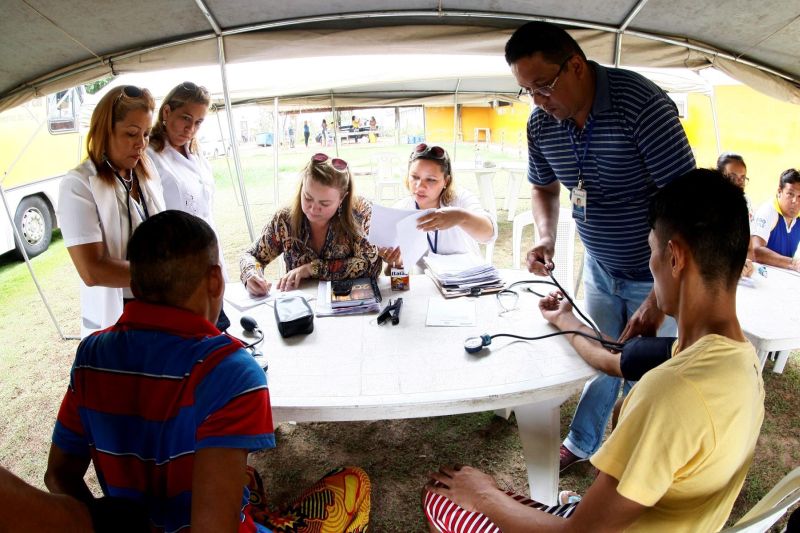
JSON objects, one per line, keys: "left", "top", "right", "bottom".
{"left": 512, "top": 207, "right": 577, "bottom": 295}
{"left": 371, "top": 153, "right": 402, "bottom": 202}
{"left": 722, "top": 467, "right": 800, "bottom": 532}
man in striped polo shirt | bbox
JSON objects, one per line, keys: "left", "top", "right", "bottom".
{"left": 45, "top": 210, "right": 276, "bottom": 532}
{"left": 505, "top": 22, "right": 696, "bottom": 470}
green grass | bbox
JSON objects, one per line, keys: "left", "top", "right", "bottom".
{"left": 0, "top": 143, "right": 797, "bottom": 531}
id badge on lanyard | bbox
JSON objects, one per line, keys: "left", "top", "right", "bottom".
{"left": 571, "top": 175, "right": 587, "bottom": 222}
{"left": 569, "top": 121, "right": 594, "bottom": 223}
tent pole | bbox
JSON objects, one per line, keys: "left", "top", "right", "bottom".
{"left": 330, "top": 92, "right": 340, "bottom": 157}
{"left": 217, "top": 35, "right": 255, "bottom": 241}
{"left": 0, "top": 184, "right": 73, "bottom": 340}
{"left": 273, "top": 96, "right": 280, "bottom": 208}
{"left": 215, "top": 108, "right": 240, "bottom": 205}
{"left": 709, "top": 89, "right": 722, "bottom": 154}
{"left": 452, "top": 79, "right": 461, "bottom": 161}
{"left": 394, "top": 107, "right": 400, "bottom": 146}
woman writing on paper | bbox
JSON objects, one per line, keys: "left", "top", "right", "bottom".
{"left": 240, "top": 153, "right": 381, "bottom": 295}
{"left": 378, "top": 143, "right": 497, "bottom": 273}
{"left": 57, "top": 85, "right": 165, "bottom": 337}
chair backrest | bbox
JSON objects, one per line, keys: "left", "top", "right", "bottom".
{"left": 722, "top": 467, "right": 800, "bottom": 533}
{"left": 512, "top": 207, "right": 577, "bottom": 295}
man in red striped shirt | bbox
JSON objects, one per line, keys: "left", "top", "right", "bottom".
{"left": 45, "top": 210, "right": 275, "bottom": 532}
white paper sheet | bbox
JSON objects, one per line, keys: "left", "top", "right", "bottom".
{"left": 368, "top": 204, "right": 418, "bottom": 247}
{"left": 368, "top": 203, "right": 432, "bottom": 266}
{"left": 425, "top": 297, "right": 477, "bottom": 327}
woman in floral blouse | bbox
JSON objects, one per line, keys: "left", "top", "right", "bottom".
{"left": 240, "top": 153, "right": 380, "bottom": 294}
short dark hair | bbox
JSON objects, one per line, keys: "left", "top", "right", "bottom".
{"left": 128, "top": 210, "right": 219, "bottom": 306}
{"left": 648, "top": 169, "right": 748, "bottom": 289}
{"left": 504, "top": 21, "right": 586, "bottom": 65}
{"left": 716, "top": 152, "right": 746, "bottom": 173}
{"left": 779, "top": 168, "right": 800, "bottom": 188}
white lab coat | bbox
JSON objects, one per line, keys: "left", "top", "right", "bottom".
{"left": 147, "top": 144, "right": 227, "bottom": 277}
{"left": 57, "top": 159, "right": 165, "bottom": 338}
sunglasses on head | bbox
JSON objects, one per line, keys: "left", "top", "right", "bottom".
{"left": 312, "top": 153, "right": 348, "bottom": 171}
{"left": 180, "top": 81, "right": 209, "bottom": 95}
{"left": 410, "top": 143, "right": 447, "bottom": 161}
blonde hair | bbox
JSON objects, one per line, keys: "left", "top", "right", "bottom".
{"left": 87, "top": 85, "right": 156, "bottom": 185}
{"left": 149, "top": 82, "right": 211, "bottom": 154}
{"left": 404, "top": 150, "right": 456, "bottom": 206}
{"left": 290, "top": 158, "right": 360, "bottom": 240}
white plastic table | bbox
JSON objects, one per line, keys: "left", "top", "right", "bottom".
{"left": 736, "top": 265, "right": 800, "bottom": 373}
{"left": 500, "top": 161, "right": 528, "bottom": 221}
{"left": 453, "top": 163, "right": 498, "bottom": 216}
{"left": 226, "top": 270, "right": 596, "bottom": 505}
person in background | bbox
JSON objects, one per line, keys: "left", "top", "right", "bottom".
{"left": 505, "top": 21, "right": 695, "bottom": 470}
{"left": 45, "top": 210, "right": 371, "bottom": 532}
{"left": 321, "top": 118, "right": 329, "bottom": 147}
{"left": 303, "top": 120, "right": 310, "bottom": 147}
{"left": 147, "top": 81, "right": 231, "bottom": 329}
{"left": 377, "top": 143, "right": 497, "bottom": 274}
{"left": 369, "top": 116, "right": 377, "bottom": 130}
{"left": 717, "top": 152, "right": 753, "bottom": 220}
{"left": 423, "top": 169, "right": 764, "bottom": 533}
{"left": 751, "top": 168, "right": 800, "bottom": 271}
{"left": 288, "top": 122, "right": 296, "bottom": 149}
{"left": 57, "top": 85, "right": 164, "bottom": 338}
{"left": 716, "top": 152, "right": 755, "bottom": 277}
{"left": 241, "top": 153, "right": 381, "bottom": 294}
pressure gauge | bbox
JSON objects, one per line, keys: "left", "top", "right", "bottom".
{"left": 464, "top": 334, "right": 491, "bottom": 354}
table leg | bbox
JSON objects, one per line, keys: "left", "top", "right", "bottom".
{"left": 773, "top": 350, "right": 791, "bottom": 374}
{"left": 757, "top": 350, "right": 769, "bottom": 372}
{"left": 513, "top": 396, "right": 567, "bottom": 506}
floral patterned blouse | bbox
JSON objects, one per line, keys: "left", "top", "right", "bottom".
{"left": 240, "top": 196, "right": 381, "bottom": 284}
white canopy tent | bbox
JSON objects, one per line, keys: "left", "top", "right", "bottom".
{"left": 2, "top": 1, "right": 798, "bottom": 338}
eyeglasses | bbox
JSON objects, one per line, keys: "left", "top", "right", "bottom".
{"left": 518, "top": 56, "right": 572, "bottom": 100}
{"left": 725, "top": 173, "right": 749, "bottom": 183}
{"left": 312, "top": 153, "right": 348, "bottom": 171}
{"left": 410, "top": 143, "right": 447, "bottom": 161}
{"left": 496, "top": 289, "right": 520, "bottom": 315}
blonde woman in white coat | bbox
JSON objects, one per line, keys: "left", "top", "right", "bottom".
{"left": 58, "top": 85, "right": 164, "bottom": 337}
{"left": 147, "top": 82, "right": 230, "bottom": 329}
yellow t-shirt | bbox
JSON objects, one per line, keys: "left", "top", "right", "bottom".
{"left": 591, "top": 334, "right": 765, "bottom": 532}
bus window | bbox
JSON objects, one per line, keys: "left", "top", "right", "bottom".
{"left": 46, "top": 90, "right": 78, "bottom": 133}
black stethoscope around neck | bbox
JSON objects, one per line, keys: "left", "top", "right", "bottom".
{"left": 104, "top": 157, "right": 149, "bottom": 250}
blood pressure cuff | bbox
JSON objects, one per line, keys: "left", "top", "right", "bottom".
{"left": 274, "top": 295, "right": 314, "bottom": 338}
{"left": 619, "top": 336, "right": 677, "bottom": 381}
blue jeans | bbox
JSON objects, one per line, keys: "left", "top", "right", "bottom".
{"left": 563, "top": 254, "right": 677, "bottom": 458}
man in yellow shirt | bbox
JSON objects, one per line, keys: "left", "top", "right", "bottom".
{"left": 423, "top": 168, "right": 765, "bottom": 532}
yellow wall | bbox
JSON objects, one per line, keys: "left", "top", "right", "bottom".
{"left": 682, "top": 85, "right": 800, "bottom": 206}
{"left": 423, "top": 107, "right": 455, "bottom": 143}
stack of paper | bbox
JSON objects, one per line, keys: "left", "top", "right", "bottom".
{"left": 423, "top": 253, "right": 504, "bottom": 298}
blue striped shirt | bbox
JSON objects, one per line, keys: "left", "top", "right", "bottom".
{"left": 528, "top": 62, "right": 696, "bottom": 278}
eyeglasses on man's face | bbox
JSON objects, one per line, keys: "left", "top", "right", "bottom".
{"left": 518, "top": 56, "right": 572, "bottom": 100}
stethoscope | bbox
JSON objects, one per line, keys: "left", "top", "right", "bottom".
{"left": 463, "top": 269, "right": 626, "bottom": 354}
{"left": 104, "top": 157, "right": 149, "bottom": 244}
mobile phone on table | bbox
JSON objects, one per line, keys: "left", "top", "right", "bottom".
{"left": 332, "top": 279, "right": 353, "bottom": 296}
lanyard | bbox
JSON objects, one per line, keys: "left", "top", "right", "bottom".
{"left": 415, "top": 201, "right": 439, "bottom": 253}
{"left": 567, "top": 119, "right": 595, "bottom": 184}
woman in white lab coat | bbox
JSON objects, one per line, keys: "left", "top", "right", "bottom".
{"left": 58, "top": 85, "right": 164, "bottom": 338}
{"left": 147, "top": 81, "right": 230, "bottom": 329}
